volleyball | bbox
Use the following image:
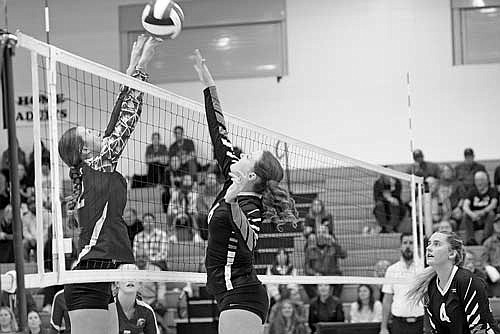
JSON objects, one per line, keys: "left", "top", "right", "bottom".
{"left": 141, "top": 0, "right": 184, "bottom": 39}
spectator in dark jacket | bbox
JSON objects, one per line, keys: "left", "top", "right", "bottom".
{"left": 373, "top": 172, "right": 406, "bottom": 233}
{"left": 308, "top": 284, "right": 344, "bottom": 333}
{"left": 305, "top": 225, "right": 347, "bottom": 298}
{"left": 405, "top": 149, "right": 440, "bottom": 178}
{"left": 304, "top": 198, "right": 334, "bottom": 238}
{"left": 455, "top": 148, "right": 486, "bottom": 193}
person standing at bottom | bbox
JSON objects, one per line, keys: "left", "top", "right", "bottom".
{"left": 407, "top": 231, "right": 500, "bottom": 334}
{"left": 380, "top": 232, "right": 424, "bottom": 334}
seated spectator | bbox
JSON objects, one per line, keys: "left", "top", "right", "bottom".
{"left": 373, "top": 260, "right": 391, "bottom": 301}
{"left": 116, "top": 264, "right": 159, "bottom": 334}
{"left": 22, "top": 196, "right": 52, "bottom": 261}
{"left": 195, "top": 171, "right": 220, "bottom": 240}
{"left": 405, "top": 149, "right": 440, "bottom": 178}
{"left": 123, "top": 208, "right": 143, "bottom": 247}
{"left": 146, "top": 132, "right": 169, "bottom": 186}
{"left": 18, "top": 162, "right": 34, "bottom": 203}
{"left": 308, "top": 284, "right": 344, "bottom": 333}
{"left": 304, "top": 225, "right": 347, "bottom": 298}
{"left": 161, "top": 155, "right": 184, "bottom": 214}
{"left": 482, "top": 218, "right": 500, "bottom": 283}
{"left": 40, "top": 158, "right": 52, "bottom": 210}
{"left": 304, "top": 198, "right": 333, "bottom": 238}
{"left": 0, "top": 205, "right": 14, "bottom": 263}
{"left": 0, "top": 171, "right": 9, "bottom": 211}
{"left": 436, "top": 164, "right": 466, "bottom": 224}
{"left": 167, "top": 174, "right": 201, "bottom": 242}
{"left": 49, "top": 288, "right": 70, "bottom": 334}
{"left": 168, "top": 125, "right": 197, "bottom": 178}
{"left": 350, "top": 284, "right": 382, "bottom": 323}
{"left": 455, "top": 148, "right": 486, "bottom": 193}
{"left": 268, "top": 299, "right": 307, "bottom": 334}
{"left": 1, "top": 138, "right": 26, "bottom": 170}
{"left": 463, "top": 250, "right": 488, "bottom": 283}
{"left": 373, "top": 171, "right": 405, "bottom": 233}
{"left": 133, "top": 213, "right": 169, "bottom": 269}
{"left": 462, "top": 171, "right": 498, "bottom": 245}
{"left": 266, "top": 248, "right": 298, "bottom": 309}
{"left": 27, "top": 310, "right": 50, "bottom": 334}
{"left": 25, "top": 140, "right": 50, "bottom": 187}
{"left": 0, "top": 306, "right": 18, "bottom": 334}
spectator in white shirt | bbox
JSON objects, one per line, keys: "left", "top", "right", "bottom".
{"left": 350, "top": 284, "right": 382, "bottom": 323}
{"left": 380, "top": 232, "right": 423, "bottom": 334}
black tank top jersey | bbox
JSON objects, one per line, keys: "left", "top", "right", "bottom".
{"left": 75, "top": 165, "right": 134, "bottom": 264}
{"left": 426, "top": 266, "right": 500, "bottom": 334}
{"left": 73, "top": 70, "right": 147, "bottom": 266}
{"left": 203, "top": 87, "right": 264, "bottom": 296}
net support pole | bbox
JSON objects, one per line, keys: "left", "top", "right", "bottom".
{"left": 423, "top": 182, "right": 432, "bottom": 238}
{"left": 0, "top": 30, "right": 28, "bottom": 331}
{"left": 31, "top": 51, "right": 45, "bottom": 275}
{"left": 410, "top": 174, "right": 419, "bottom": 263}
{"left": 46, "top": 46, "right": 66, "bottom": 278}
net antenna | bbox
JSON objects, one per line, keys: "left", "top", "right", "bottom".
{"left": 1, "top": 32, "right": 425, "bottom": 292}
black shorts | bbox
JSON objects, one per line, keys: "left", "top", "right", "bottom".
{"left": 64, "top": 259, "right": 119, "bottom": 311}
{"left": 216, "top": 284, "right": 269, "bottom": 324}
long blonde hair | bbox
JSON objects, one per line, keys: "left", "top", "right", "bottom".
{"left": 406, "top": 231, "right": 465, "bottom": 305}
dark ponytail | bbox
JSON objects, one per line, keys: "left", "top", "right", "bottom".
{"left": 58, "top": 127, "right": 84, "bottom": 213}
{"left": 254, "top": 151, "right": 298, "bottom": 231}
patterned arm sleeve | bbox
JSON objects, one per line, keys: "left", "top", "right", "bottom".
{"left": 203, "top": 86, "right": 238, "bottom": 179}
{"left": 88, "top": 69, "right": 148, "bottom": 172}
{"left": 461, "top": 275, "right": 500, "bottom": 334}
{"left": 229, "top": 202, "right": 262, "bottom": 251}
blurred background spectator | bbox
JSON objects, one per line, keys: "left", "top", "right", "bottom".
{"left": 462, "top": 171, "right": 498, "bottom": 245}
{"left": 434, "top": 164, "right": 465, "bottom": 225}
{"left": 303, "top": 198, "right": 333, "bottom": 239}
{"left": 195, "top": 171, "right": 220, "bottom": 240}
{"left": 0, "top": 170, "right": 9, "bottom": 212}
{"left": 349, "top": 284, "right": 382, "bottom": 323}
{"left": 0, "top": 204, "right": 14, "bottom": 263}
{"left": 268, "top": 299, "right": 307, "bottom": 334}
{"left": 168, "top": 126, "right": 197, "bottom": 179}
{"left": 123, "top": 207, "right": 144, "bottom": 247}
{"left": 435, "top": 220, "right": 455, "bottom": 233}
{"left": 0, "top": 306, "right": 18, "bottom": 334}
{"left": 405, "top": 149, "right": 440, "bottom": 178}
{"left": 146, "top": 132, "right": 169, "bottom": 187}
{"left": 308, "top": 284, "right": 344, "bottom": 333}
{"left": 133, "top": 213, "right": 169, "bottom": 269}
{"left": 455, "top": 148, "right": 486, "bottom": 193}
{"left": 266, "top": 248, "right": 298, "bottom": 309}
{"left": 304, "top": 226, "right": 346, "bottom": 298}
{"left": 373, "top": 170, "right": 405, "bottom": 233}
{"left": 1, "top": 137, "right": 26, "bottom": 170}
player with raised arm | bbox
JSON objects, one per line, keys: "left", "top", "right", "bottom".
{"left": 407, "top": 231, "right": 500, "bottom": 334}
{"left": 191, "top": 49, "right": 298, "bottom": 334}
{"left": 57, "top": 35, "right": 161, "bottom": 334}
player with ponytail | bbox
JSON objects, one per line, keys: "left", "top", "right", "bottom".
{"left": 191, "top": 49, "right": 298, "bottom": 334}
{"left": 407, "top": 231, "right": 499, "bottom": 334}
{"left": 57, "top": 35, "right": 161, "bottom": 334}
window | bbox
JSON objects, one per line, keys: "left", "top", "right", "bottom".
{"left": 452, "top": 0, "right": 500, "bottom": 65}
{"left": 119, "top": 0, "right": 288, "bottom": 83}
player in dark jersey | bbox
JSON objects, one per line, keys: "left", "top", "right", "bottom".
{"left": 407, "top": 231, "right": 500, "bottom": 334}
{"left": 191, "top": 50, "right": 298, "bottom": 334}
{"left": 115, "top": 264, "right": 159, "bottom": 334}
{"left": 57, "top": 35, "right": 161, "bottom": 334}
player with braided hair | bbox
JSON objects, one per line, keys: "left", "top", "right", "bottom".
{"left": 407, "top": 231, "right": 500, "bottom": 334}
{"left": 57, "top": 35, "right": 161, "bottom": 334}
{"left": 191, "top": 49, "right": 298, "bottom": 334}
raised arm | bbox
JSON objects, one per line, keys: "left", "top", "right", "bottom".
{"left": 89, "top": 36, "right": 162, "bottom": 172}
{"left": 192, "top": 50, "right": 238, "bottom": 179}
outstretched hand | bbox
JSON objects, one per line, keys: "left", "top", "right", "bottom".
{"left": 127, "top": 34, "right": 147, "bottom": 75}
{"left": 137, "top": 36, "right": 163, "bottom": 70}
{"left": 224, "top": 171, "right": 248, "bottom": 203}
{"left": 190, "top": 49, "right": 215, "bottom": 87}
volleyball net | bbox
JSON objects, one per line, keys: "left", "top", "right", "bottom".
{"left": 1, "top": 32, "right": 424, "bottom": 292}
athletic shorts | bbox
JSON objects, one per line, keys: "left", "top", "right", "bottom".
{"left": 64, "top": 259, "right": 119, "bottom": 311}
{"left": 216, "top": 284, "right": 269, "bottom": 324}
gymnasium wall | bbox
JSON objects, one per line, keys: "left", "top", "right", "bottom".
{"left": 2, "top": 0, "right": 500, "bottom": 173}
